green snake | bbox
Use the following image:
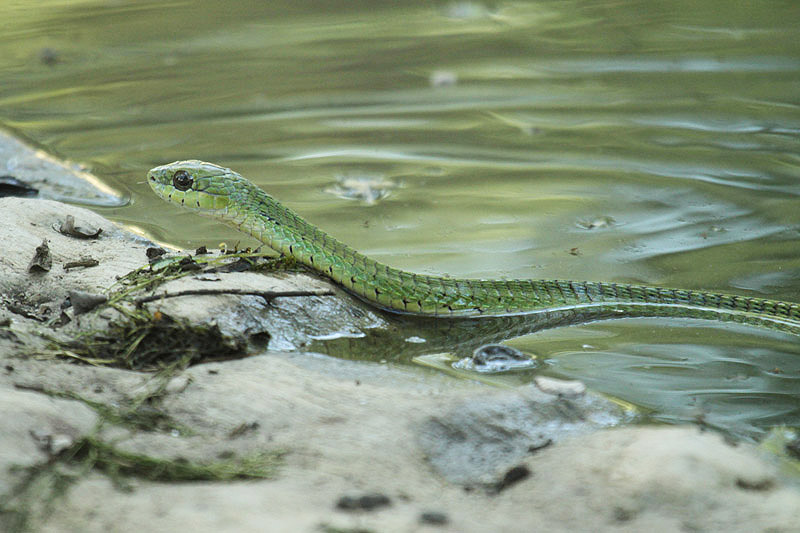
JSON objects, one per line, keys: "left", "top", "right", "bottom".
{"left": 148, "top": 160, "right": 800, "bottom": 336}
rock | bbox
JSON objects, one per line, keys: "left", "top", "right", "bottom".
{"left": 335, "top": 492, "right": 391, "bottom": 511}
{"left": 419, "top": 510, "right": 449, "bottom": 525}
{"left": 417, "top": 383, "right": 631, "bottom": 485}
{"left": 521, "top": 427, "right": 800, "bottom": 532}
{"left": 533, "top": 375, "right": 586, "bottom": 397}
{"left": 0, "top": 174, "right": 38, "bottom": 197}
{"left": 164, "top": 375, "right": 191, "bottom": 395}
{"left": 788, "top": 436, "right": 800, "bottom": 460}
{"left": 0, "top": 129, "right": 123, "bottom": 205}
{"left": 0, "top": 196, "right": 382, "bottom": 365}
{"left": 141, "top": 271, "right": 385, "bottom": 352}
{"left": 68, "top": 290, "right": 108, "bottom": 315}
{"left": 0, "top": 197, "right": 151, "bottom": 308}
{"left": 491, "top": 464, "right": 531, "bottom": 493}
{"left": 0, "top": 383, "right": 97, "bottom": 498}
{"left": 37, "top": 422, "right": 800, "bottom": 533}
{"left": 454, "top": 343, "right": 537, "bottom": 372}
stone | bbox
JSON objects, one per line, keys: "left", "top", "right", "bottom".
{"left": 0, "top": 383, "right": 97, "bottom": 498}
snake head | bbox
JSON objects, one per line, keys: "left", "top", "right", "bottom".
{"left": 147, "top": 160, "right": 244, "bottom": 213}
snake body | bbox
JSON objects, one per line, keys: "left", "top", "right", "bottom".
{"left": 148, "top": 160, "right": 800, "bottom": 336}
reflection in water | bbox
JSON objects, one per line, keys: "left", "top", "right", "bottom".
{"left": 309, "top": 312, "right": 551, "bottom": 361}
{"left": 311, "top": 310, "right": 800, "bottom": 438}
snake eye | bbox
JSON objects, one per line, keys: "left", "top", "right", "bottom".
{"left": 172, "top": 170, "right": 193, "bottom": 191}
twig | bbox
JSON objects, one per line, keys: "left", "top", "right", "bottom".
{"left": 135, "top": 288, "right": 334, "bottom": 307}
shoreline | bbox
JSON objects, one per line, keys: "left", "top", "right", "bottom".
{"left": 0, "top": 133, "right": 798, "bottom": 532}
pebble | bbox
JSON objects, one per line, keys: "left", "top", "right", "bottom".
{"left": 419, "top": 510, "right": 449, "bottom": 525}
{"left": 534, "top": 376, "right": 586, "bottom": 397}
{"left": 335, "top": 492, "right": 391, "bottom": 511}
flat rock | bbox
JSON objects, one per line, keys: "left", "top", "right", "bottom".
{"left": 0, "top": 196, "right": 381, "bottom": 359}
{"left": 30, "top": 350, "right": 800, "bottom": 533}
{"left": 418, "top": 380, "right": 632, "bottom": 484}
{"left": 145, "top": 271, "right": 385, "bottom": 351}
{"left": 0, "top": 381, "right": 97, "bottom": 498}
{"left": 507, "top": 426, "right": 800, "bottom": 532}
{"left": 0, "top": 197, "right": 148, "bottom": 310}
{"left": 0, "top": 128, "right": 123, "bottom": 205}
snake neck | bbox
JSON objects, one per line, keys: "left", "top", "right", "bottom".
{"left": 221, "top": 183, "right": 428, "bottom": 306}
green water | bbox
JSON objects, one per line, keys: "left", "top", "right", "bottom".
{"left": 1, "top": 0, "right": 798, "bottom": 437}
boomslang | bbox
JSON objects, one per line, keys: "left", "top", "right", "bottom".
{"left": 148, "top": 160, "right": 800, "bottom": 336}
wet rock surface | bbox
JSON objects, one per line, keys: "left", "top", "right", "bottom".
{"left": 453, "top": 343, "right": 538, "bottom": 372}
{"left": 146, "top": 270, "right": 385, "bottom": 353}
{"left": 418, "top": 379, "right": 631, "bottom": 485}
{"left": 0, "top": 128, "right": 123, "bottom": 206}
{"left": 0, "top": 196, "right": 386, "bottom": 369}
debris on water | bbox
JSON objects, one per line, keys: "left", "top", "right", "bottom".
{"left": 699, "top": 225, "right": 727, "bottom": 239}
{"left": 430, "top": 70, "right": 458, "bottom": 87}
{"left": 405, "top": 335, "right": 427, "bottom": 343}
{"left": 442, "top": 1, "right": 494, "bottom": 19}
{"left": 576, "top": 215, "right": 616, "bottom": 230}
{"left": 471, "top": 344, "right": 527, "bottom": 366}
{"left": 325, "top": 174, "right": 396, "bottom": 205}
{"left": 453, "top": 343, "right": 537, "bottom": 373}
{"left": 39, "top": 47, "right": 60, "bottom": 66}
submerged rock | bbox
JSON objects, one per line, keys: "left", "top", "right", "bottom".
{"left": 453, "top": 343, "right": 538, "bottom": 373}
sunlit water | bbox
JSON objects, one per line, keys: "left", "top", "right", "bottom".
{"left": 1, "top": 0, "right": 798, "bottom": 437}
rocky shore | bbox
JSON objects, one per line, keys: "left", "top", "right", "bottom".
{"left": 1, "top": 132, "right": 798, "bottom": 532}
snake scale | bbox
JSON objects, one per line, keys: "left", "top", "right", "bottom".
{"left": 148, "top": 160, "right": 800, "bottom": 336}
